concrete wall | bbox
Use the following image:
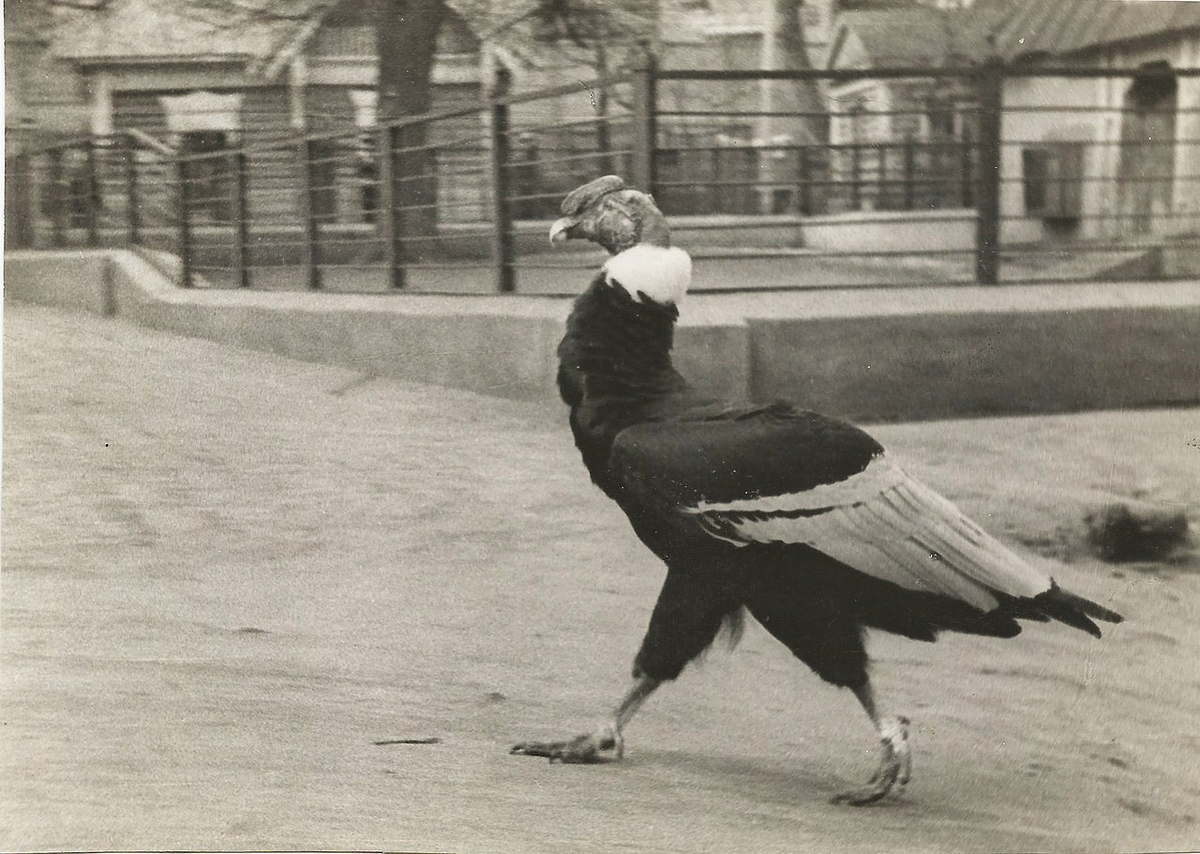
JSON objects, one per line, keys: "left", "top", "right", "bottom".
{"left": 7, "top": 249, "right": 566, "bottom": 401}
{"left": 800, "top": 209, "right": 975, "bottom": 254}
{"left": 1001, "top": 75, "right": 1107, "bottom": 245}
{"left": 3, "top": 251, "right": 114, "bottom": 316}
{"left": 748, "top": 307, "right": 1200, "bottom": 422}
{"left": 1002, "top": 39, "right": 1200, "bottom": 245}
{"left": 6, "top": 248, "right": 1200, "bottom": 422}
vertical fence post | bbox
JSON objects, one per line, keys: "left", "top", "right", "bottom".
{"left": 299, "top": 138, "right": 322, "bottom": 290}
{"left": 631, "top": 48, "right": 658, "bottom": 195}
{"left": 490, "top": 88, "right": 515, "bottom": 294}
{"left": 178, "top": 157, "right": 194, "bottom": 288}
{"left": 377, "top": 124, "right": 406, "bottom": 290}
{"left": 975, "top": 58, "right": 1004, "bottom": 285}
{"left": 49, "top": 147, "right": 65, "bottom": 247}
{"left": 851, "top": 144, "right": 862, "bottom": 211}
{"left": 710, "top": 148, "right": 720, "bottom": 214}
{"left": 798, "top": 146, "right": 811, "bottom": 215}
{"left": 124, "top": 133, "right": 141, "bottom": 245}
{"left": 960, "top": 133, "right": 974, "bottom": 208}
{"left": 84, "top": 139, "right": 100, "bottom": 247}
{"left": 878, "top": 145, "right": 889, "bottom": 210}
{"left": 903, "top": 139, "right": 916, "bottom": 210}
{"left": 233, "top": 150, "right": 251, "bottom": 289}
{"left": 13, "top": 152, "right": 34, "bottom": 248}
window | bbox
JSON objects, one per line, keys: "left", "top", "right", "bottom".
{"left": 1022, "top": 148, "right": 1049, "bottom": 214}
{"left": 1023, "top": 143, "right": 1084, "bottom": 219}
{"left": 928, "top": 105, "right": 955, "bottom": 140}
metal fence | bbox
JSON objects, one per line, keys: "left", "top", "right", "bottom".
{"left": 6, "top": 63, "right": 1199, "bottom": 294}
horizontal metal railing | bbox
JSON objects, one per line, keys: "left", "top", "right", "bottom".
{"left": 6, "top": 63, "right": 1199, "bottom": 293}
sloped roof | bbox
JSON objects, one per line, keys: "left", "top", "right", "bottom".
{"left": 988, "top": 0, "right": 1200, "bottom": 61}
{"left": 477, "top": 0, "right": 659, "bottom": 69}
{"left": 50, "top": 0, "right": 655, "bottom": 77}
{"left": 5, "top": 0, "right": 54, "bottom": 45}
{"left": 51, "top": 0, "right": 328, "bottom": 66}
{"left": 50, "top": 0, "right": 515, "bottom": 70}
{"left": 831, "top": 7, "right": 994, "bottom": 67}
{"left": 830, "top": 0, "right": 1200, "bottom": 69}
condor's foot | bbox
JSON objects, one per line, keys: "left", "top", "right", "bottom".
{"left": 510, "top": 724, "right": 622, "bottom": 764}
{"left": 831, "top": 716, "right": 912, "bottom": 806}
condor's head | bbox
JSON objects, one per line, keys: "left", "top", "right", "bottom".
{"left": 550, "top": 175, "right": 691, "bottom": 307}
{"left": 549, "top": 175, "right": 669, "bottom": 253}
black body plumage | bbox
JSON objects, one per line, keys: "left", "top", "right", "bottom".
{"left": 558, "top": 266, "right": 1122, "bottom": 687}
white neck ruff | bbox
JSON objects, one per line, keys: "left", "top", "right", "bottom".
{"left": 603, "top": 245, "right": 692, "bottom": 305}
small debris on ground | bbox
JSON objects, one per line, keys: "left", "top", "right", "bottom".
{"left": 1084, "top": 501, "right": 1191, "bottom": 562}
{"left": 374, "top": 737, "right": 443, "bottom": 746}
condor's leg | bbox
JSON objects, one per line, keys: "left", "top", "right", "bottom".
{"left": 744, "top": 571, "right": 911, "bottom": 805}
{"left": 830, "top": 680, "right": 912, "bottom": 805}
{"left": 510, "top": 672, "right": 661, "bottom": 763}
{"left": 511, "top": 568, "right": 738, "bottom": 764}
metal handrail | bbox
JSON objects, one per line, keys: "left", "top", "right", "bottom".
{"left": 10, "top": 63, "right": 1200, "bottom": 293}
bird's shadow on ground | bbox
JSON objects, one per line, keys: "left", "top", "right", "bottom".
{"left": 634, "top": 746, "right": 1023, "bottom": 830}
{"left": 635, "top": 748, "right": 913, "bottom": 812}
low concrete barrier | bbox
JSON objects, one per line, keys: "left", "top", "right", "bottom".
{"left": 6, "top": 248, "right": 1199, "bottom": 421}
{"left": 750, "top": 307, "right": 1200, "bottom": 422}
{"left": 8, "top": 250, "right": 567, "bottom": 400}
{"left": 4, "top": 251, "right": 115, "bottom": 316}
{"left": 800, "top": 209, "right": 975, "bottom": 255}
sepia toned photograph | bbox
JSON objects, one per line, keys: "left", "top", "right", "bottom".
{"left": 3, "top": 0, "right": 1199, "bottom": 851}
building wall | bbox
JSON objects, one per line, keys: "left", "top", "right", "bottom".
{"left": 5, "top": 1, "right": 91, "bottom": 149}
{"left": 1002, "top": 35, "right": 1200, "bottom": 245}
{"left": 1000, "top": 75, "right": 1104, "bottom": 244}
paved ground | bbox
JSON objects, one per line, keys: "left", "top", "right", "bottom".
{"left": 3, "top": 301, "right": 1200, "bottom": 852}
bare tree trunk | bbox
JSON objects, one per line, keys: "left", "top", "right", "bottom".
{"left": 595, "top": 41, "right": 614, "bottom": 175}
{"left": 375, "top": 0, "right": 447, "bottom": 261}
{"left": 770, "top": 0, "right": 824, "bottom": 141}
{"left": 764, "top": 0, "right": 826, "bottom": 214}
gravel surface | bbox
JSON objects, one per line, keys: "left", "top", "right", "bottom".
{"left": 3, "top": 301, "right": 1198, "bottom": 852}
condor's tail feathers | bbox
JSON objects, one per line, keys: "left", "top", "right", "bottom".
{"left": 1017, "top": 582, "right": 1123, "bottom": 638}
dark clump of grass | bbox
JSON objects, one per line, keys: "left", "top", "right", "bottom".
{"left": 1084, "top": 502, "right": 1191, "bottom": 563}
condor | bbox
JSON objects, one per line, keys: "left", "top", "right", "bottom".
{"left": 511, "top": 175, "right": 1121, "bottom": 805}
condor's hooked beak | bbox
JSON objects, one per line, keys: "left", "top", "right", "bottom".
{"left": 549, "top": 216, "right": 580, "bottom": 246}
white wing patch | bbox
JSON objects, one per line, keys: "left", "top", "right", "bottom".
{"left": 691, "top": 455, "right": 906, "bottom": 513}
{"left": 682, "top": 455, "right": 1051, "bottom": 612}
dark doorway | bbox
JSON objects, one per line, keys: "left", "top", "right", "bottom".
{"left": 1116, "top": 61, "right": 1178, "bottom": 235}
{"left": 181, "top": 130, "right": 233, "bottom": 223}
{"left": 308, "top": 139, "right": 340, "bottom": 221}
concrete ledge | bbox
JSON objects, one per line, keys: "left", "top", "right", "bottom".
{"left": 675, "top": 322, "right": 751, "bottom": 403}
{"left": 750, "top": 308, "right": 1200, "bottom": 422}
{"left": 11, "top": 250, "right": 567, "bottom": 401}
{"left": 106, "top": 252, "right": 566, "bottom": 401}
{"left": 4, "top": 251, "right": 115, "bottom": 316}
{"left": 800, "top": 208, "right": 976, "bottom": 254}
{"left": 5, "top": 249, "right": 1199, "bottom": 421}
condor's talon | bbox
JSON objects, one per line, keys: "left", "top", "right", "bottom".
{"left": 831, "top": 716, "right": 911, "bottom": 806}
{"left": 897, "top": 718, "right": 913, "bottom": 786}
{"left": 511, "top": 725, "right": 622, "bottom": 764}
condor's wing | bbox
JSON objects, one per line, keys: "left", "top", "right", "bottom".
{"left": 609, "top": 405, "right": 1052, "bottom": 613}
